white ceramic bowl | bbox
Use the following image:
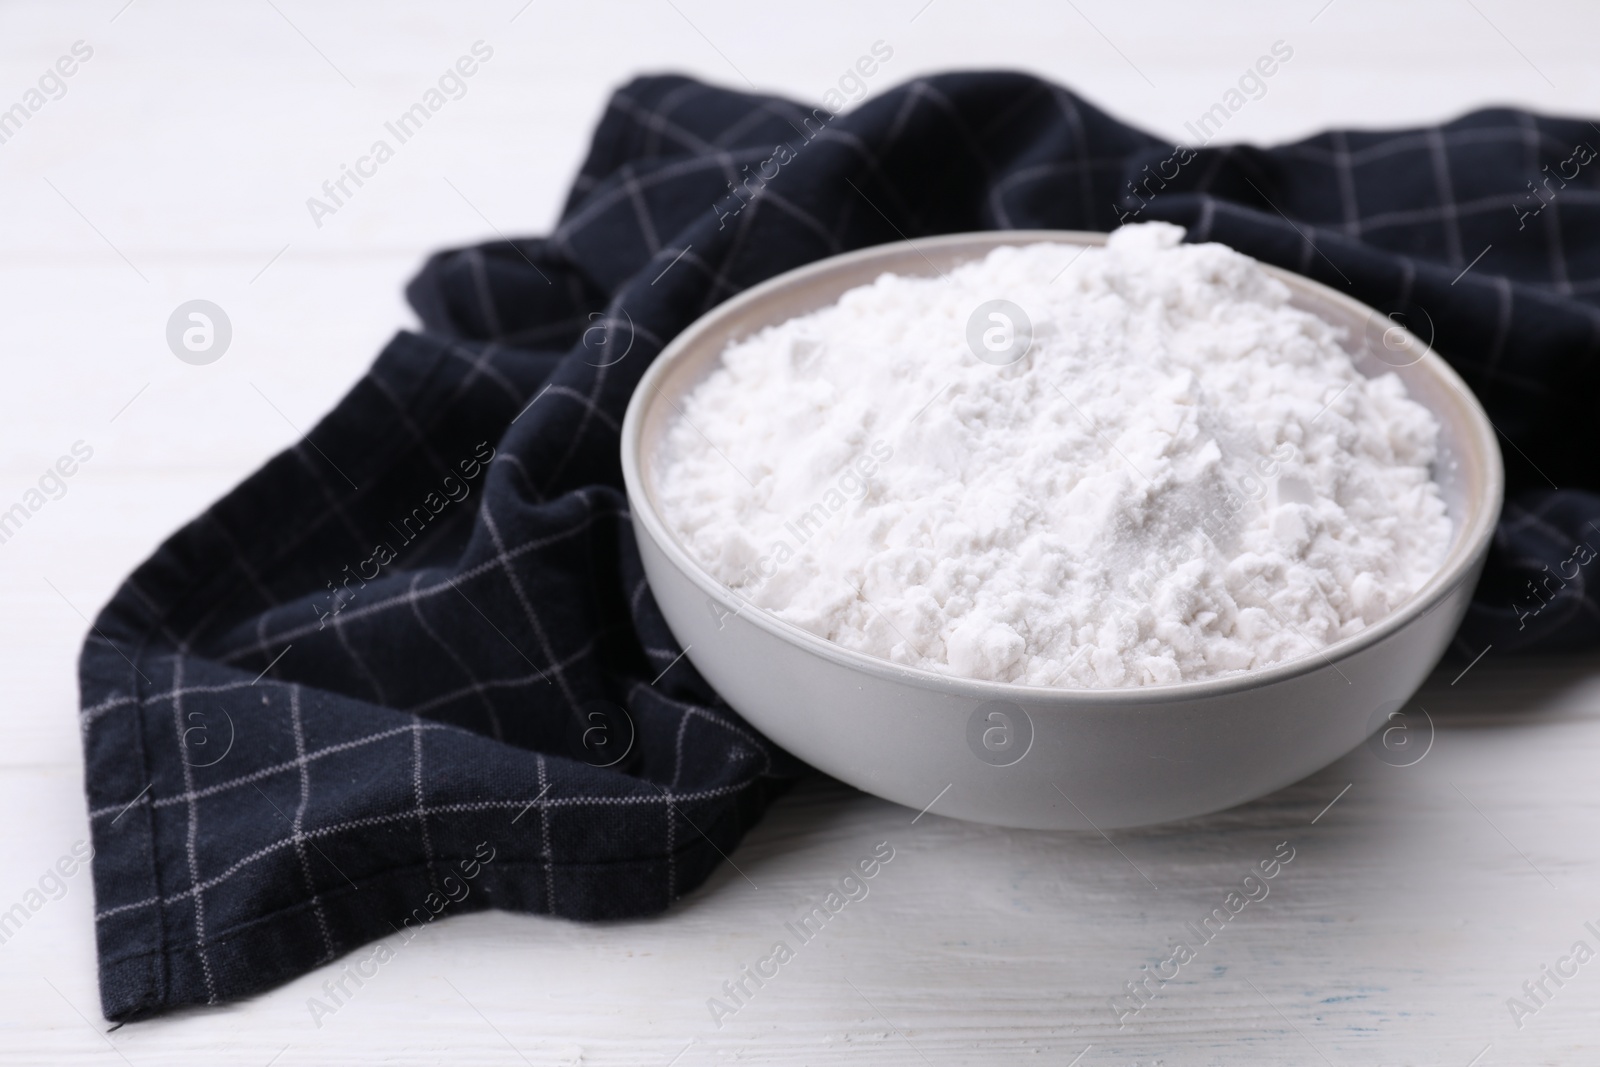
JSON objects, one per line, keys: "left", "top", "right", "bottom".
{"left": 621, "top": 231, "right": 1503, "bottom": 829}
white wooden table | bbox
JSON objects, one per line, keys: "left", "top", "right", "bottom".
{"left": 3, "top": 1, "right": 1598, "bottom": 1062}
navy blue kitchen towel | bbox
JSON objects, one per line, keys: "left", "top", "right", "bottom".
{"left": 81, "top": 70, "right": 1600, "bottom": 1020}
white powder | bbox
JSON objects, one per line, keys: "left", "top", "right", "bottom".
{"left": 656, "top": 223, "right": 1451, "bottom": 688}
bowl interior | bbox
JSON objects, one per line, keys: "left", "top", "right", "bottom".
{"left": 624, "top": 230, "right": 1503, "bottom": 704}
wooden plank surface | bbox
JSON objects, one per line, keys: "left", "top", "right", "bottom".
{"left": 2, "top": 1, "right": 1598, "bottom": 1063}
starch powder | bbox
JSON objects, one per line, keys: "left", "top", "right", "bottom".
{"left": 655, "top": 223, "right": 1451, "bottom": 688}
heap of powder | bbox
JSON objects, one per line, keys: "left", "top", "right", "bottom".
{"left": 655, "top": 222, "right": 1452, "bottom": 688}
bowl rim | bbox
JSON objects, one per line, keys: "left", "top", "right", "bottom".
{"left": 620, "top": 229, "right": 1505, "bottom": 707}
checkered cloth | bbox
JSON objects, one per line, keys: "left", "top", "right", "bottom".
{"left": 82, "top": 72, "right": 1600, "bottom": 1020}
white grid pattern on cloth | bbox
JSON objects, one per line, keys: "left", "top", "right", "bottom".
{"left": 93, "top": 776, "right": 770, "bottom": 927}
{"left": 207, "top": 497, "right": 625, "bottom": 665}
{"left": 412, "top": 715, "right": 440, "bottom": 895}
{"left": 287, "top": 685, "right": 338, "bottom": 963}
{"left": 1424, "top": 126, "right": 1467, "bottom": 267}
{"left": 405, "top": 571, "right": 506, "bottom": 739}
{"left": 79, "top": 158, "right": 793, "bottom": 1017}
{"left": 401, "top": 632, "right": 606, "bottom": 717}
{"left": 169, "top": 656, "right": 219, "bottom": 1003}
{"left": 476, "top": 506, "right": 578, "bottom": 708}
{"left": 86, "top": 721, "right": 454, "bottom": 821}
{"left": 536, "top": 754, "right": 555, "bottom": 914}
